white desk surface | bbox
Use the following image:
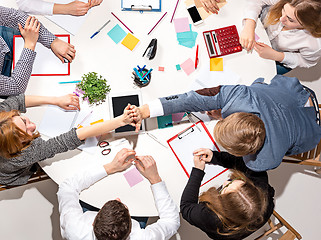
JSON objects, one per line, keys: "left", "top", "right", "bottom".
{"left": 7, "top": 0, "right": 276, "bottom": 216}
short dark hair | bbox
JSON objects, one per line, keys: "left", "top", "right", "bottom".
{"left": 93, "top": 200, "right": 131, "bottom": 240}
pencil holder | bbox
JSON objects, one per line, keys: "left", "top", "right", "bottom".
{"left": 132, "top": 66, "right": 152, "bottom": 87}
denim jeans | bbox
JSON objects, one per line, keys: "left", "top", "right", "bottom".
{"left": 0, "top": 26, "right": 20, "bottom": 77}
{"left": 276, "top": 61, "right": 292, "bottom": 75}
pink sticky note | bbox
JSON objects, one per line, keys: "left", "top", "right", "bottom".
{"left": 180, "top": 58, "right": 195, "bottom": 75}
{"left": 172, "top": 112, "right": 185, "bottom": 122}
{"left": 123, "top": 167, "right": 144, "bottom": 187}
{"left": 173, "top": 18, "right": 190, "bottom": 33}
{"left": 255, "top": 33, "right": 260, "bottom": 41}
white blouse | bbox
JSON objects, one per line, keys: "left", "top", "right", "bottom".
{"left": 16, "top": 0, "right": 54, "bottom": 16}
{"left": 244, "top": 0, "right": 321, "bottom": 69}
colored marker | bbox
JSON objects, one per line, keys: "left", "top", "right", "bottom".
{"left": 195, "top": 44, "right": 199, "bottom": 69}
{"left": 142, "top": 68, "right": 153, "bottom": 79}
{"left": 111, "top": 12, "right": 133, "bottom": 34}
{"left": 90, "top": 20, "right": 111, "bottom": 39}
{"left": 148, "top": 12, "right": 167, "bottom": 35}
{"left": 170, "top": 0, "right": 180, "bottom": 23}
{"left": 73, "top": 91, "right": 80, "bottom": 97}
{"left": 59, "top": 80, "right": 81, "bottom": 84}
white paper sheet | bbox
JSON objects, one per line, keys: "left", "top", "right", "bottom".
{"left": 13, "top": 35, "right": 69, "bottom": 76}
{"left": 38, "top": 105, "right": 78, "bottom": 138}
{"left": 45, "top": 0, "right": 90, "bottom": 35}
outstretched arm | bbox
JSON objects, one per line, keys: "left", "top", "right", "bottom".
{"left": 53, "top": 0, "right": 103, "bottom": 16}
{"left": 25, "top": 93, "right": 80, "bottom": 110}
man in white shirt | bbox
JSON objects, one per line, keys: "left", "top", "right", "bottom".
{"left": 16, "top": 0, "right": 103, "bottom": 16}
{"left": 57, "top": 148, "right": 180, "bottom": 240}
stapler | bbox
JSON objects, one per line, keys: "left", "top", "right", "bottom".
{"left": 142, "top": 38, "right": 157, "bottom": 60}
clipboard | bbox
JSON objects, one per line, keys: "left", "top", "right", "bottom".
{"left": 167, "top": 121, "right": 227, "bottom": 186}
{"left": 121, "top": 0, "right": 161, "bottom": 12}
{"left": 13, "top": 34, "right": 70, "bottom": 76}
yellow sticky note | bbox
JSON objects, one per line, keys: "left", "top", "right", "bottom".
{"left": 210, "top": 58, "right": 223, "bottom": 71}
{"left": 90, "top": 119, "right": 104, "bottom": 125}
{"left": 121, "top": 33, "right": 140, "bottom": 51}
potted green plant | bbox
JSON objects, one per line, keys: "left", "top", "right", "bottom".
{"left": 76, "top": 72, "right": 111, "bottom": 105}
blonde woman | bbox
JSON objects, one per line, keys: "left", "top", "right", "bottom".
{"left": 240, "top": 0, "right": 321, "bottom": 74}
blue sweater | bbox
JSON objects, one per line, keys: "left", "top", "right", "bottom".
{"left": 160, "top": 75, "right": 321, "bottom": 171}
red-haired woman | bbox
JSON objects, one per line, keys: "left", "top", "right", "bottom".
{"left": 180, "top": 148, "right": 275, "bottom": 239}
{"left": 0, "top": 94, "right": 133, "bottom": 185}
{"left": 240, "top": 0, "right": 321, "bottom": 74}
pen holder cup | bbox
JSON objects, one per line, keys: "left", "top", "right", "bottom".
{"left": 132, "top": 68, "right": 151, "bottom": 88}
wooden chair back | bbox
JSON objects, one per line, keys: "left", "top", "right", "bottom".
{"left": 0, "top": 167, "right": 49, "bottom": 191}
{"left": 255, "top": 210, "right": 302, "bottom": 240}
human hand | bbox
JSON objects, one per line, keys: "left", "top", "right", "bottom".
{"left": 206, "top": 109, "right": 223, "bottom": 120}
{"left": 56, "top": 93, "right": 80, "bottom": 110}
{"left": 65, "top": 0, "right": 90, "bottom": 16}
{"left": 193, "top": 148, "right": 213, "bottom": 163}
{"left": 131, "top": 105, "right": 150, "bottom": 132}
{"left": 104, "top": 148, "right": 136, "bottom": 175}
{"left": 135, "top": 156, "right": 162, "bottom": 184}
{"left": 200, "top": 0, "right": 220, "bottom": 14}
{"left": 121, "top": 104, "right": 135, "bottom": 126}
{"left": 89, "top": 0, "right": 103, "bottom": 7}
{"left": 254, "top": 42, "right": 284, "bottom": 61}
{"left": 18, "top": 16, "right": 40, "bottom": 51}
{"left": 50, "top": 38, "right": 76, "bottom": 63}
{"left": 240, "top": 19, "right": 256, "bottom": 51}
{"left": 193, "top": 155, "right": 206, "bottom": 170}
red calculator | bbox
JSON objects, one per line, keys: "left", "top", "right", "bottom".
{"left": 203, "top": 25, "right": 242, "bottom": 58}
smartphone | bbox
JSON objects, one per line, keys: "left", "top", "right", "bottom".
{"left": 187, "top": 4, "right": 203, "bottom": 25}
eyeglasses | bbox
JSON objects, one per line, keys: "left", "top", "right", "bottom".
{"left": 218, "top": 177, "right": 245, "bottom": 194}
{"left": 99, "top": 141, "right": 111, "bottom": 155}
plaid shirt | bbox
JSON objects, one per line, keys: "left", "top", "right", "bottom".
{"left": 0, "top": 6, "right": 56, "bottom": 96}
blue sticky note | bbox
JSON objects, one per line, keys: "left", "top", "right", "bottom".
{"left": 178, "top": 40, "right": 196, "bottom": 48}
{"left": 176, "top": 64, "right": 181, "bottom": 70}
{"left": 157, "top": 115, "right": 173, "bottom": 129}
{"left": 177, "top": 31, "right": 193, "bottom": 40}
{"left": 107, "top": 24, "right": 127, "bottom": 44}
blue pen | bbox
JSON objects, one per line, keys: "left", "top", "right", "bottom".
{"left": 59, "top": 80, "right": 81, "bottom": 84}
{"left": 133, "top": 68, "right": 147, "bottom": 83}
{"left": 90, "top": 20, "right": 111, "bottom": 39}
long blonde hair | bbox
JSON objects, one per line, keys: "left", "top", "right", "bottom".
{"left": 266, "top": 0, "right": 321, "bottom": 37}
{"left": 0, "top": 110, "right": 40, "bottom": 158}
{"left": 199, "top": 171, "right": 268, "bottom": 235}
